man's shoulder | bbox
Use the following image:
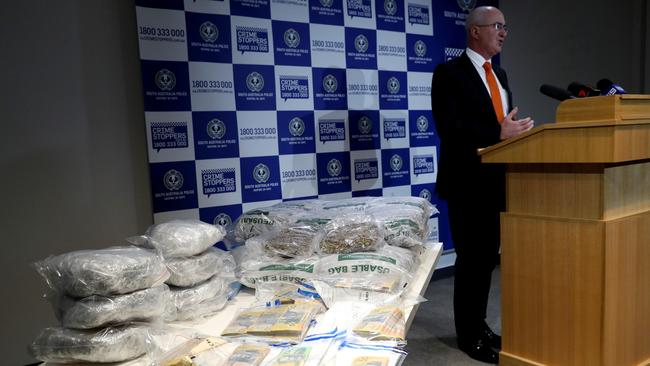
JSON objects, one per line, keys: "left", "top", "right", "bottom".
{"left": 434, "top": 54, "right": 470, "bottom": 73}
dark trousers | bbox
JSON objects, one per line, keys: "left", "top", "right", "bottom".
{"left": 447, "top": 194, "right": 501, "bottom": 341}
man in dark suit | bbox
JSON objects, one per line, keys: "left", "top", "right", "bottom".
{"left": 431, "top": 6, "right": 534, "bottom": 364}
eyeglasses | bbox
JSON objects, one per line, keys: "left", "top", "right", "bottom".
{"left": 476, "top": 22, "right": 508, "bottom": 32}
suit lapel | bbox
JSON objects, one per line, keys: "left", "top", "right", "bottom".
{"left": 459, "top": 52, "right": 496, "bottom": 115}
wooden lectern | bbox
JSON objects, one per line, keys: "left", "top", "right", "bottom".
{"left": 479, "top": 95, "right": 650, "bottom": 366}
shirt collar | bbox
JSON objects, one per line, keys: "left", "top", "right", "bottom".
{"left": 466, "top": 47, "right": 491, "bottom": 69}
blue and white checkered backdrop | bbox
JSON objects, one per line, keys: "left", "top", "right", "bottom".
{"left": 135, "top": 0, "right": 498, "bottom": 251}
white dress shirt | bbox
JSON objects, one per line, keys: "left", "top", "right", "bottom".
{"left": 465, "top": 48, "right": 509, "bottom": 118}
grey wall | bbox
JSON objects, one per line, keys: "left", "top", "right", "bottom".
{"left": 0, "top": 1, "right": 648, "bottom": 365}
{"left": 500, "top": 0, "right": 648, "bottom": 123}
{"left": 0, "top": 2, "right": 152, "bottom": 365}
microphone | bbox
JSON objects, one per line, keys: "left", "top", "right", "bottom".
{"left": 539, "top": 84, "right": 575, "bottom": 101}
{"left": 567, "top": 82, "right": 600, "bottom": 98}
{"left": 596, "top": 79, "right": 626, "bottom": 95}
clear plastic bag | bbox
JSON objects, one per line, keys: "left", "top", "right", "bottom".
{"left": 133, "top": 220, "right": 226, "bottom": 258}
{"left": 34, "top": 246, "right": 169, "bottom": 298}
{"left": 166, "top": 275, "right": 238, "bottom": 321}
{"left": 254, "top": 280, "right": 321, "bottom": 307}
{"left": 247, "top": 223, "right": 322, "bottom": 259}
{"left": 165, "top": 247, "right": 236, "bottom": 287}
{"left": 234, "top": 207, "right": 301, "bottom": 242}
{"left": 224, "top": 343, "right": 270, "bottom": 366}
{"left": 368, "top": 206, "right": 430, "bottom": 248}
{"left": 318, "top": 213, "right": 384, "bottom": 255}
{"left": 221, "top": 302, "right": 322, "bottom": 344}
{"left": 156, "top": 335, "right": 231, "bottom": 366}
{"left": 314, "top": 245, "right": 418, "bottom": 279}
{"left": 29, "top": 325, "right": 152, "bottom": 364}
{"left": 264, "top": 339, "right": 337, "bottom": 366}
{"left": 234, "top": 243, "right": 318, "bottom": 289}
{"left": 320, "top": 197, "right": 372, "bottom": 213}
{"left": 312, "top": 274, "right": 407, "bottom": 307}
{"left": 310, "top": 245, "right": 416, "bottom": 307}
{"left": 329, "top": 341, "right": 407, "bottom": 366}
{"left": 351, "top": 305, "right": 406, "bottom": 342}
{"left": 368, "top": 196, "right": 436, "bottom": 223}
{"left": 55, "top": 284, "right": 170, "bottom": 329}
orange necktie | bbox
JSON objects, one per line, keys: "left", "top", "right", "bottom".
{"left": 483, "top": 62, "right": 504, "bottom": 123}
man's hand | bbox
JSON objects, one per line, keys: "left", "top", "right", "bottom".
{"left": 500, "top": 106, "right": 534, "bottom": 140}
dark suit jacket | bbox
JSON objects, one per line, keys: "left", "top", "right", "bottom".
{"left": 431, "top": 52, "right": 512, "bottom": 205}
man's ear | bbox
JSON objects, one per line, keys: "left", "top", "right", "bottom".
{"left": 469, "top": 26, "right": 479, "bottom": 39}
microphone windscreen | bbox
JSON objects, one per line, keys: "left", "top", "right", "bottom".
{"left": 540, "top": 84, "right": 574, "bottom": 101}
{"left": 596, "top": 79, "right": 613, "bottom": 91}
{"left": 567, "top": 82, "right": 600, "bottom": 97}
{"left": 596, "top": 78, "right": 626, "bottom": 95}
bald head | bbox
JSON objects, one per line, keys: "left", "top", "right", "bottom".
{"left": 465, "top": 6, "right": 500, "bottom": 32}
{"left": 465, "top": 6, "right": 507, "bottom": 59}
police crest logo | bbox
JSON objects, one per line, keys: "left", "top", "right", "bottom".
{"left": 457, "top": 0, "right": 477, "bottom": 12}
{"left": 416, "top": 115, "right": 428, "bottom": 132}
{"left": 253, "top": 163, "right": 270, "bottom": 183}
{"left": 327, "top": 158, "right": 342, "bottom": 177}
{"left": 163, "top": 169, "right": 184, "bottom": 191}
{"left": 390, "top": 154, "right": 403, "bottom": 171}
{"left": 387, "top": 76, "right": 400, "bottom": 94}
{"left": 414, "top": 40, "right": 427, "bottom": 58}
{"left": 246, "top": 72, "right": 265, "bottom": 92}
{"left": 289, "top": 117, "right": 305, "bottom": 137}
{"left": 207, "top": 118, "right": 226, "bottom": 139}
{"left": 284, "top": 28, "right": 300, "bottom": 48}
{"left": 358, "top": 115, "right": 372, "bottom": 135}
{"left": 214, "top": 213, "right": 232, "bottom": 227}
{"left": 155, "top": 69, "right": 176, "bottom": 91}
{"left": 323, "top": 74, "right": 338, "bottom": 93}
{"left": 319, "top": 0, "right": 334, "bottom": 7}
{"left": 384, "top": 0, "right": 397, "bottom": 16}
{"left": 419, "top": 188, "right": 432, "bottom": 202}
{"left": 200, "top": 21, "right": 218, "bottom": 43}
{"left": 354, "top": 34, "right": 369, "bottom": 53}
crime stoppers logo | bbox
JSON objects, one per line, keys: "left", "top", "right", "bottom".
{"left": 214, "top": 213, "right": 232, "bottom": 227}
{"left": 207, "top": 118, "right": 226, "bottom": 139}
{"left": 163, "top": 169, "right": 184, "bottom": 191}
{"left": 323, "top": 74, "right": 338, "bottom": 93}
{"left": 354, "top": 34, "right": 369, "bottom": 53}
{"left": 354, "top": 159, "right": 378, "bottom": 181}
{"left": 246, "top": 72, "right": 264, "bottom": 92}
{"left": 202, "top": 168, "right": 236, "bottom": 196}
{"left": 200, "top": 22, "right": 218, "bottom": 43}
{"left": 284, "top": 28, "right": 300, "bottom": 48}
{"left": 387, "top": 77, "right": 400, "bottom": 94}
{"left": 327, "top": 158, "right": 342, "bottom": 177}
{"left": 419, "top": 188, "right": 432, "bottom": 202}
{"left": 155, "top": 69, "right": 176, "bottom": 91}
{"left": 358, "top": 116, "right": 372, "bottom": 135}
{"left": 417, "top": 115, "right": 428, "bottom": 132}
{"left": 413, "top": 155, "right": 435, "bottom": 175}
{"left": 457, "top": 0, "right": 477, "bottom": 12}
{"left": 414, "top": 40, "right": 427, "bottom": 57}
{"left": 407, "top": 4, "right": 429, "bottom": 25}
{"left": 347, "top": 0, "right": 372, "bottom": 18}
{"left": 384, "top": 0, "right": 397, "bottom": 15}
{"left": 289, "top": 117, "right": 305, "bottom": 137}
{"left": 390, "top": 154, "right": 403, "bottom": 171}
{"left": 253, "top": 163, "right": 271, "bottom": 183}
